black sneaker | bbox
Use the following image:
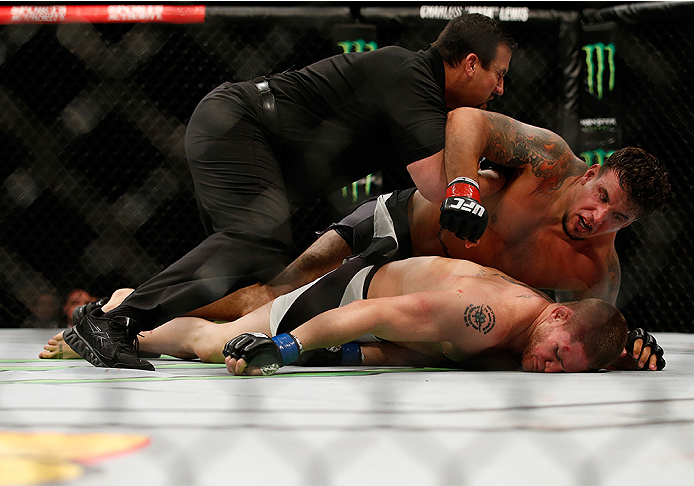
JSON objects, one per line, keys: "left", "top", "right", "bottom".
{"left": 71, "top": 299, "right": 161, "bottom": 359}
{"left": 64, "top": 310, "right": 154, "bottom": 371}
{"left": 71, "top": 298, "right": 109, "bottom": 327}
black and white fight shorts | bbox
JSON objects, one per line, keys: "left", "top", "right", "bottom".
{"left": 326, "top": 187, "right": 416, "bottom": 263}
{"left": 269, "top": 256, "right": 381, "bottom": 342}
{"left": 269, "top": 188, "right": 416, "bottom": 340}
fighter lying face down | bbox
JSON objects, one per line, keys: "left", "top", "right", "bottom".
{"left": 42, "top": 255, "right": 665, "bottom": 374}
{"left": 222, "top": 255, "right": 635, "bottom": 376}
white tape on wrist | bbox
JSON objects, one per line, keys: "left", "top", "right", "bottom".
{"left": 290, "top": 333, "right": 304, "bottom": 354}
{"left": 448, "top": 176, "right": 479, "bottom": 189}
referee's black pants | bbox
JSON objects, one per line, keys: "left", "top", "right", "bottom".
{"left": 118, "top": 82, "right": 293, "bottom": 330}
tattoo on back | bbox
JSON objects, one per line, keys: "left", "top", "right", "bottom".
{"left": 494, "top": 273, "right": 554, "bottom": 303}
{"left": 604, "top": 249, "right": 621, "bottom": 301}
{"left": 464, "top": 303, "right": 496, "bottom": 334}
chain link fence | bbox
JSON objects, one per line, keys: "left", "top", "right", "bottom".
{"left": 0, "top": 4, "right": 692, "bottom": 332}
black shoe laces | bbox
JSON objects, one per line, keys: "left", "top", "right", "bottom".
{"left": 112, "top": 317, "right": 143, "bottom": 353}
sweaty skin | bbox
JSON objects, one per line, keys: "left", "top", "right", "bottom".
{"left": 414, "top": 109, "right": 629, "bottom": 304}
{"left": 410, "top": 168, "right": 620, "bottom": 303}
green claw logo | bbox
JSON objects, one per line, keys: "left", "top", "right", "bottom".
{"left": 583, "top": 42, "right": 615, "bottom": 99}
{"left": 336, "top": 38, "right": 378, "bottom": 200}
{"left": 580, "top": 149, "right": 616, "bottom": 166}
{"left": 342, "top": 173, "right": 376, "bottom": 202}
{"left": 337, "top": 39, "right": 378, "bottom": 53}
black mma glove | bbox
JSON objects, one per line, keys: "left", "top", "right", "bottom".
{"left": 295, "top": 343, "right": 364, "bottom": 367}
{"left": 625, "top": 328, "right": 666, "bottom": 371}
{"left": 439, "top": 177, "right": 488, "bottom": 243}
{"left": 223, "top": 332, "right": 302, "bottom": 375}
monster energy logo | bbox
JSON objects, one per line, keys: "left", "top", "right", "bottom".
{"left": 583, "top": 43, "right": 615, "bottom": 99}
{"left": 342, "top": 174, "right": 376, "bottom": 203}
{"left": 336, "top": 38, "right": 377, "bottom": 201}
{"left": 337, "top": 39, "right": 378, "bottom": 53}
{"left": 580, "top": 149, "right": 615, "bottom": 166}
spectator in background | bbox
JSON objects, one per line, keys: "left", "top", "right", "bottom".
{"left": 62, "top": 288, "right": 96, "bottom": 328}
{"left": 21, "top": 292, "right": 61, "bottom": 328}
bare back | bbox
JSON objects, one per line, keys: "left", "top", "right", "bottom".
{"left": 411, "top": 163, "right": 619, "bottom": 302}
{"left": 366, "top": 256, "right": 551, "bottom": 361}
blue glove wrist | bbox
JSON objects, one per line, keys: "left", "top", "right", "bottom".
{"left": 272, "top": 333, "right": 301, "bottom": 365}
{"left": 339, "top": 342, "right": 363, "bottom": 365}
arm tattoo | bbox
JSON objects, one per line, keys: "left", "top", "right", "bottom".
{"left": 608, "top": 250, "right": 621, "bottom": 291}
{"left": 437, "top": 229, "right": 451, "bottom": 258}
{"left": 464, "top": 303, "right": 496, "bottom": 334}
{"left": 600, "top": 250, "right": 621, "bottom": 303}
{"left": 480, "top": 112, "right": 584, "bottom": 193}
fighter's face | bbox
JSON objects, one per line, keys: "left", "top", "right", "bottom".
{"left": 521, "top": 323, "right": 590, "bottom": 373}
{"left": 454, "top": 44, "right": 511, "bottom": 110}
{"left": 562, "top": 166, "right": 636, "bottom": 240}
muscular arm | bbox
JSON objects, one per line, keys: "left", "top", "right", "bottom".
{"left": 441, "top": 108, "right": 585, "bottom": 196}
{"left": 408, "top": 107, "right": 490, "bottom": 203}
{"left": 290, "top": 290, "right": 499, "bottom": 356}
{"left": 407, "top": 147, "right": 510, "bottom": 204}
{"left": 555, "top": 249, "right": 621, "bottom": 305}
{"left": 407, "top": 150, "right": 447, "bottom": 203}
{"left": 291, "top": 294, "right": 450, "bottom": 352}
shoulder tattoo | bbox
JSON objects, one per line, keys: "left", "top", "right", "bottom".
{"left": 464, "top": 303, "right": 496, "bottom": 334}
{"left": 481, "top": 112, "right": 584, "bottom": 193}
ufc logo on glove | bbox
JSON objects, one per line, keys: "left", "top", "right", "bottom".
{"left": 439, "top": 177, "right": 489, "bottom": 243}
{"left": 448, "top": 197, "right": 486, "bottom": 217}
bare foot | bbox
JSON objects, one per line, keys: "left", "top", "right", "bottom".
{"left": 39, "top": 331, "right": 80, "bottom": 359}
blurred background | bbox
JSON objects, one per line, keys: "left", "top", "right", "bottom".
{"left": 0, "top": 2, "right": 691, "bottom": 331}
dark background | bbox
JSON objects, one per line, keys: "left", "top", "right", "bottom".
{"left": 0, "top": 3, "right": 692, "bottom": 331}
